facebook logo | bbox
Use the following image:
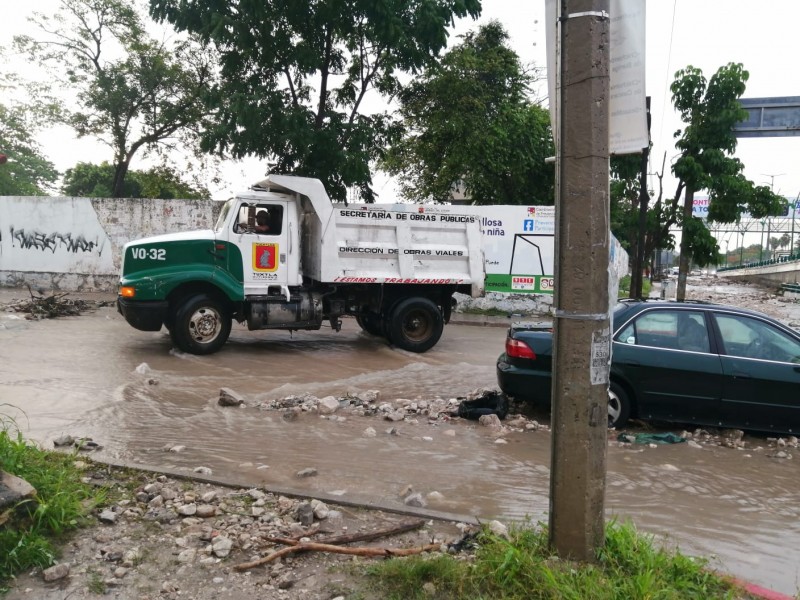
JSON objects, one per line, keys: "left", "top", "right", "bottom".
{"left": 523, "top": 219, "right": 535, "bottom": 232}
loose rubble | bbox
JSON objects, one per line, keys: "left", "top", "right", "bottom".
{"left": 3, "top": 465, "right": 473, "bottom": 600}
{"left": 1, "top": 287, "right": 112, "bottom": 320}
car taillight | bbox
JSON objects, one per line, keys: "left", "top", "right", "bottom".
{"left": 506, "top": 337, "right": 536, "bottom": 359}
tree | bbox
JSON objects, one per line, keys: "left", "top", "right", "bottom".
{"left": 769, "top": 233, "right": 791, "bottom": 251}
{"left": 382, "top": 22, "right": 553, "bottom": 205}
{"left": 663, "top": 64, "right": 784, "bottom": 300}
{"left": 15, "top": 0, "right": 216, "bottom": 198}
{"left": 0, "top": 74, "right": 59, "bottom": 195}
{"left": 62, "top": 162, "right": 209, "bottom": 199}
{"left": 149, "top": 0, "right": 481, "bottom": 203}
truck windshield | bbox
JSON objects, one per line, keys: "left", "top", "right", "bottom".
{"left": 214, "top": 199, "right": 235, "bottom": 232}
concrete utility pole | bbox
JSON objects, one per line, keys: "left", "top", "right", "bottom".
{"left": 549, "top": 0, "right": 611, "bottom": 561}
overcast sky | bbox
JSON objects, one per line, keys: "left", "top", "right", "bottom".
{"left": 3, "top": 1, "right": 799, "bottom": 205}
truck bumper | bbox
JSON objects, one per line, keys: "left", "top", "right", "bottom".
{"left": 117, "top": 297, "right": 168, "bottom": 332}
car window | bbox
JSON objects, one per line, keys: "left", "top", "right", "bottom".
{"left": 616, "top": 310, "right": 710, "bottom": 353}
{"left": 713, "top": 313, "right": 800, "bottom": 363}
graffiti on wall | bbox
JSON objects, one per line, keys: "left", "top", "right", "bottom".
{"left": 9, "top": 227, "right": 103, "bottom": 255}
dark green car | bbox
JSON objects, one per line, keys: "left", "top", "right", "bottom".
{"left": 497, "top": 299, "right": 800, "bottom": 433}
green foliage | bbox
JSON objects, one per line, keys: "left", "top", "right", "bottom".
{"left": 365, "top": 521, "right": 741, "bottom": 599}
{"left": 610, "top": 154, "right": 647, "bottom": 253}
{"left": 149, "top": 0, "right": 482, "bottom": 203}
{"left": 383, "top": 22, "right": 554, "bottom": 204}
{"left": 15, "top": 0, "right": 215, "bottom": 198}
{"left": 63, "top": 162, "right": 209, "bottom": 199}
{"left": 667, "top": 63, "right": 785, "bottom": 268}
{"left": 0, "top": 74, "right": 59, "bottom": 195}
{"left": 0, "top": 426, "right": 106, "bottom": 587}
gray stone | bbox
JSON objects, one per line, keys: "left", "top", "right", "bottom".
{"left": 295, "top": 502, "right": 314, "bottom": 526}
{"left": 488, "top": 520, "right": 509, "bottom": 539}
{"left": 219, "top": 387, "right": 245, "bottom": 406}
{"left": 177, "top": 548, "right": 197, "bottom": 563}
{"left": 311, "top": 500, "right": 329, "bottom": 519}
{"left": 177, "top": 504, "right": 197, "bottom": 516}
{"left": 52, "top": 435, "right": 74, "bottom": 447}
{"left": 318, "top": 395, "right": 340, "bottom": 414}
{"left": 296, "top": 468, "right": 318, "bottom": 478}
{"left": 42, "top": 563, "right": 70, "bottom": 582}
{"left": 0, "top": 471, "right": 36, "bottom": 512}
{"left": 212, "top": 536, "right": 234, "bottom": 558}
{"left": 403, "top": 493, "right": 426, "bottom": 508}
{"left": 98, "top": 509, "right": 117, "bottom": 523}
{"left": 479, "top": 414, "right": 503, "bottom": 429}
{"left": 196, "top": 504, "right": 216, "bottom": 518}
{"left": 386, "top": 410, "right": 406, "bottom": 422}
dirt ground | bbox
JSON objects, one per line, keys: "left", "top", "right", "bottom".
{"left": 3, "top": 462, "right": 470, "bottom": 600}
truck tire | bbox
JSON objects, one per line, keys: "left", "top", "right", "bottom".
{"left": 387, "top": 297, "right": 443, "bottom": 353}
{"left": 356, "top": 313, "right": 384, "bottom": 337}
{"left": 171, "top": 293, "right": 231, "bottom": 355}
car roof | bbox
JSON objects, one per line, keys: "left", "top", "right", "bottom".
{"left": 613, "top": 298, "right": 785, "bottom": 322}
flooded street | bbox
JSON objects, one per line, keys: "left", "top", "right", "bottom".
{"left": 1, "top": 286, "right": 799, "bottom": 595}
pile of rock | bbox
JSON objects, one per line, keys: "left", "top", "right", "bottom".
{"left": 28, "top": 466, "right": 461, "bottom": 599}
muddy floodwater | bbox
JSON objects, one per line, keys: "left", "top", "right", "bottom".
{"left": 1, "top": 288, "right": 799, "bottom": 595}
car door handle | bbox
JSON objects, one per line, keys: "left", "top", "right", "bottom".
{"left": 732, "top": 370, "right": 752, "bottom": 379}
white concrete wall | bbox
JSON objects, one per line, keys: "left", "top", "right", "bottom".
{"left": 1, "top": 195, "right": 629, "bottom": 294}
{"left": 0, "top": 196, "right": 220, "bottom": 291}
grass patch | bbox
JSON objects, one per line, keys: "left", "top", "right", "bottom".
{"left": 0, "top": 423, "right": 108, "bottom": 589}
{"left": 618, "top": 275, "right": 652, "bottom": 299}
{"left": 363, "top": 521, "right": 744, "bottom": 600}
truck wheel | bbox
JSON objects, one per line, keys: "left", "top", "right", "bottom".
{"left": 172, "top": 294, "right": 231, "bottom": 355}
{"left": 356, "top": 313, "right": 384, "bottom": 337}
{"left": 387, "top": 297, "right": 443, "bottom": 353}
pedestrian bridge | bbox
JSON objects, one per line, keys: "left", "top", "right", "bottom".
{"left": 717, "top": 255, "right": 800, "bottom": 287}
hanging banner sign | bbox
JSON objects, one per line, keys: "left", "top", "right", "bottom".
{"left": 545, "top": 0, "right": 648, "bottom": 155}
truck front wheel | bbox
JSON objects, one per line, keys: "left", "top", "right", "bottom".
{"left": 171, "top": 293, "right": 231, "bottom": 355}
{"left": 387, "top": 297, "right": 443, "bottom": 353}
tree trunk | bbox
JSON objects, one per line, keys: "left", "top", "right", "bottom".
{"left": 676, "top": 185, "right": 694, "bottom": 301}
{"left": 112, "top": 160, "right": 131, "bottom": 199}
{"left": 631, "top": 146, "right": 649, "bottom": 298}
{"left": 631, "top": 98, "right": 651, "bottom": 298}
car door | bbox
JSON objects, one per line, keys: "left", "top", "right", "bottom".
{"left": 612, "top": 308, "right": 725, "bottom": 424}
{"left": 712, "top": 311, "right": 800, "bottom": 433}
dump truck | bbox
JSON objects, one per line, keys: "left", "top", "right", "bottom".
{"left": 117, "top": 175, "right": 484, "bottom": 354}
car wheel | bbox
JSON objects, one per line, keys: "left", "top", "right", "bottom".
{"left": 387, "top": 297, "right": 443, "bottom": 353}
{"left": 608, "top": 381, "right": 631, "bottom": 428}
{"left": 172, "top": 293, "right": 231, "bottom": 355}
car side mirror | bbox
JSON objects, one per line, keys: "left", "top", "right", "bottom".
{"left": 626, "top": 336, "right": 636, "bottom": 345}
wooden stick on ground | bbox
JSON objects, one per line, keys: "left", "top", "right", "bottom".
{"left": 235, "top": 519, "right": 431, "bottom": 572}
{"left": 235, "top": 542, "right": 441, "bottom": 572}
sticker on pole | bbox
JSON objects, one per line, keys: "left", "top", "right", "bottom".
{"left": 252, "top": 243, "right": 278, "bottom": 272}
{"left": 590, "top": 328, "right": 611, "bottom": 385}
